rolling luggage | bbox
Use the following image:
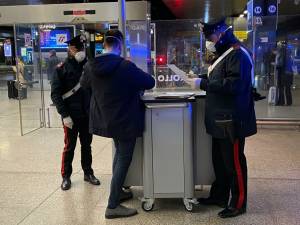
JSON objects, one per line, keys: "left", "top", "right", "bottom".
{"left": 7, "top": 80, "right": 27, "bottom": 99}
{"left": 7, "top": 80, "right": 18, "bottom": 99}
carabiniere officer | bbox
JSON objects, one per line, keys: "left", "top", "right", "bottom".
{"left": 51, "top": 35, "right": 100, "bottom": 190}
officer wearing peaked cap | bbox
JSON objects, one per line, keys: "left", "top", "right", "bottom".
{"left": 51, "top": 35, "right": 100, "bottom": 191}
{"left": 186, "top": 19, "right": 257, "bottom": 218}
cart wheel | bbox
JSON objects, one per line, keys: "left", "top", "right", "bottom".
{"left": 184, "top": 202, "right": 193, "bottom": 212}
{"left": 142, "top": 201, "right": 154, "bottom": 212}
{"left": 183, "top": 198, "right": 194, "bottom": 212}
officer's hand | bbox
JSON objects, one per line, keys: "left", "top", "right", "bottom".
{"left": 63, "top": 116, "right": 74, "bottom": 129}
{"left": 185, "top": 78, "right": 202, "bottom": 89}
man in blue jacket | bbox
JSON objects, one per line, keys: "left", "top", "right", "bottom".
{"left": 81, "top": 29, "right": 155, "bottom": 219}
{"left": 187, "top": 19, "right": 257, "bottom": 218}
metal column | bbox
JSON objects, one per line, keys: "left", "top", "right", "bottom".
{"left": 13, "top": 24, "right": 24, "bottom": 136}
{"left": 118, "top": 0, "right": 127, "bottom": 57}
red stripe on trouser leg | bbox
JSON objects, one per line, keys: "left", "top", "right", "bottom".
{"left": 61, "top": 126, "right": 69, "bottom": 177}
{"left": 233, "top": 139, "right": 245, "bottom": 209}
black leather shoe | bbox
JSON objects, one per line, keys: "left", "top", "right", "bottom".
{"left": 61, "top": 177, "right": 71, "bottom": 191}
{"left": 120, "top": 190, "right": 133, "bottom": 203}
{"left": 84, "top": 174, "right": 100, "bottom": 185}
{"left": 218, "top": 207, "right": 246, "bottom": 218}
{"left": 198, "top": 197, "right": 227, "bottom": 208}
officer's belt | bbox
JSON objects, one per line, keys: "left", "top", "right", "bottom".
{"left": 62, "top": 82, "right": 81, "bottom": 100}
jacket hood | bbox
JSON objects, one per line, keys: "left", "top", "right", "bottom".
{"left": 90, "top": 54, "right": 123, "bottom": 77}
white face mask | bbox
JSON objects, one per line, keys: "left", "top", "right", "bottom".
{"left": 206, "top": 41, "right": 216, "bottom": 53}
{"left": 74, "top": 51, "right": 86, "bottom": 62}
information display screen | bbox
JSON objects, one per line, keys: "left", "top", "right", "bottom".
{"left": 4, "top": 42, "right": 12, "bottom": 57}
{"left": 40, "top": 27, "right": 73, "bottom": 49}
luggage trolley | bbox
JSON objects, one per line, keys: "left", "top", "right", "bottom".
{"left": 141, "top": 95, "right": 198, "bottom": 212}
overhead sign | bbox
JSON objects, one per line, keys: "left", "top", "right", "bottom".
{"left": 234, "top": 31, "right": 248, "bottom": 41}
{"left": 255, "top": 17, "right": 263, "bottom": 26}
{"left": 63, "top": 10, "right": 96, "bottom": 16}
{"left": 254, "top": 6, "right": 262, "bottom": 15}
{"left": 268, "top": 5, "right": 276, "bottom": 13}
{"left": 266, "top": 0, "right": 278, "bottom": 16}
{"left": 253, "top": 0, "right": 265, "bottom": 16}
{"left": 260, "top": 37, "right": 269, "bottom": 43}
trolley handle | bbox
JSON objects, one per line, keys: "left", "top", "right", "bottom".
{"left": 146, "top": 103, "right": 188, "bottom": 109}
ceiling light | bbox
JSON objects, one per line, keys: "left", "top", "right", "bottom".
{"left": 239, "top": 14, "right": 244, "bottom": 18}
{"left": 244, "top": 10, "right": 248, "bottom": 14}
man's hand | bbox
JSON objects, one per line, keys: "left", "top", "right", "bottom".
{"left": 63, "top": 116, "right": 74, "bottom": 129}
{"left": 186, "top": 78, "right": 202, "bottom": 89}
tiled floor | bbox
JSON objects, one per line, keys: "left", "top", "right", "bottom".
{"left": 0, "top": 125, "right": 300, "bottom": 225}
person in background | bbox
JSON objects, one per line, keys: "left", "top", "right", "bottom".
{"left": 186, "top": 19, "right": 257, "bottom": 218}
{"left": 81, "top": 29, "right": 155, "bottom": 219}
{"left": 13, "top": 57, "right": 26, "bottom": 84}
{"left": 284, "top": 52, "right": 294, "bottom": 106}
{"left": 47, "top": 50, "right": 61, "bottom": 106}
{"left": 47, "top": 50, "right": 61, "bottom": 82}
{"left": 51, "top": 35, "right": 100, "bottom": 191}
{"left": 275, "top": 42, "right": 286, "bottom": 105}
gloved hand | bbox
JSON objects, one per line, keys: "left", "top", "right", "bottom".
{"left": 185, "top": 78, "right": 202, "bottom": 89}
{"left": 63, "top": 116, "right": 74, "bottom": 129}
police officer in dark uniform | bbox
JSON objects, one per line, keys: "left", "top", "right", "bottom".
{"left": 51, "top": 35, "right": 100, "bottom": 191}
{"left": 187, "top": 19, "right": 257, "bottom": 218}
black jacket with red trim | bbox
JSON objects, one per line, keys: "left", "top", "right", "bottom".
{"left": 200, "top": 33, "right": 257, "bottom": 139}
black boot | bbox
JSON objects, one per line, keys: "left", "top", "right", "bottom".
{"left": 84, "top": 174, "right": 100, "bottom": 185}
{"left": 218, "top": 207, "right": 246, "bottom": 218}
{"left": 198, "top": 197, "right": 227, "bottom": 208}
{"left": 61, "top": 177, "right": 71, "bottom": 191}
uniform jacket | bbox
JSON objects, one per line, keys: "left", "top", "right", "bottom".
{"left": 51, "top": 57, "right": 90, "bottom": 119}
{"left": 200, "top": 38, "right": 257, "bottom": 139}
{"left": 80, "top": 54, "right": 155, "bottom": 140}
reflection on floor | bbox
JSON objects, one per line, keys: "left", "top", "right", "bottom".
{"left": 255, "top": 89, "right": 300, "bottom": 119}
{"left": 0, "top": 124, "right": 299, "bottom": 225}
{"left": 0, "top": 85, "right": 62, "bottom": 136}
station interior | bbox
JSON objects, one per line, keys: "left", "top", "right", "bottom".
{"left": 0, "top": 1, "right": 299, "bottom": 225}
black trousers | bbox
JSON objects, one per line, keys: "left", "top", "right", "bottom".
{"left": 278, "top": 85, "right": 292, "bottom": 106}
{"left": 108, "top": 138, "right": 136, "bottom": 209}
{"left": 209, "top": 137, "right": 247, "bottom": 209}
{"left": 61, "top": 117, "right": 94, "bottom": 178}
{"left": 277, "top": 70, "right": 293, "bottom": 106}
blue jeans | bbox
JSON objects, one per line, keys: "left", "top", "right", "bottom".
{"left": 108, "top": 138, "right": 136, "bottom": 209}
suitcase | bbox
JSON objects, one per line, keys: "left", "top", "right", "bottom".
{"left": 7, "top": 80, "right": 27, "bottom": 99}
{"left": 7, "top": 80, "right": 18, "bottom": 99}
{"left": 268, "top": 86, "right": 278, "bottom": 105}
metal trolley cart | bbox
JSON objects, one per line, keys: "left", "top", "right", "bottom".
{"left": 141, "top": 94, "right": 197, "bottom": 212}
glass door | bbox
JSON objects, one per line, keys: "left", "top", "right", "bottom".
{"left": 40, "top": 24, "right": 71, "bottom": 128}
{"left": 14, "top": 24, "right": 44, "bottom": 135}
